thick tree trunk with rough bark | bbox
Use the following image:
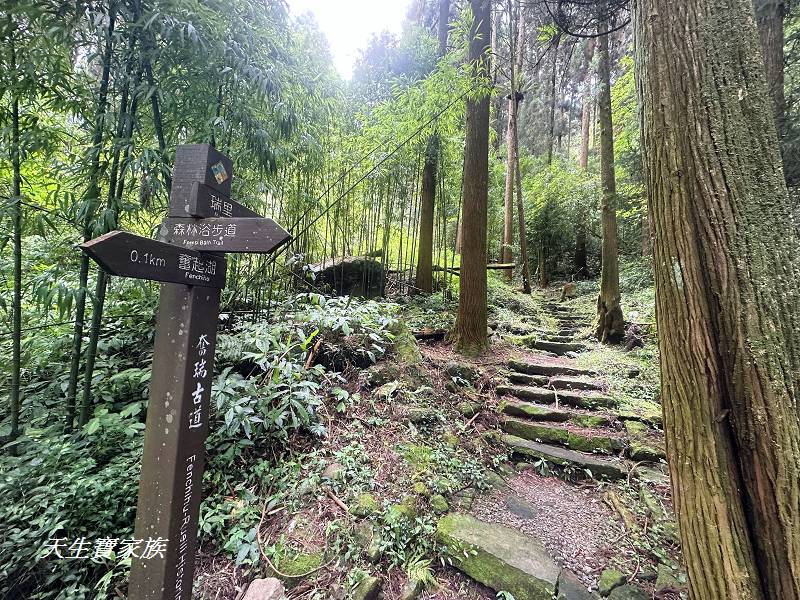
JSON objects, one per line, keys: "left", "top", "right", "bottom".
{"left": 595, "top": 18, "right": 624, "bottom": 343}
{"left": 575, "top": 38, "right": 595, "bottom": 277}
{"left": 452, "top": 0, "right": 491, "bottom": 355}
{"left": 754, "top": 0, "right": 785, "bottom": 135}
{"left": 635, "top": 0, "right": 800, "bottom": 598}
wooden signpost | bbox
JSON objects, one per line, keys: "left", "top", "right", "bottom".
{"left": 80, "top": 144, "right": 289, "bottom": 600}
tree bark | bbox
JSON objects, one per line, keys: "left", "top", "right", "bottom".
{"left": 415, "top": 136, "right": 438, "bottom": 292}
{"left": 595, "top": 15, "right": 624, "bottom": 343}
{"left": 452, "top": 0, "right": 491, "bottom": 355}
{"left": 414, "top": 0, "right": 450, "bottom": 293}
{"left": 753, "top": 0, "right": 785, "bottom": 136}
{"left": 575, "top": 38, "right": 595, "bottom": 277}
{"left": 501, "top": 92, "right": 515, "bottom": 275}
{"left": 635, "top": 0, "right": 800, "bottom": 598}
{"left": 515, "top": 150, "right": 531, "bottom": 293}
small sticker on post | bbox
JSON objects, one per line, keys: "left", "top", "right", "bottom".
{"left": 210, "top": 161, "right": 229, "bottom": 184}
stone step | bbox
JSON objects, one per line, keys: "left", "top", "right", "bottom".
{"left": 437, "top": 513, "right": 560, "bottom": 600}
{"left": 499, "top": 399, "right": 571, "bottom": 421}
{"left": 500, "top": 399, "right": 613, "bottom": 427}
{"left": 549, "top": 376, "right": 604, "bottom": 392}
{"left": 542, "top": 334, "right": 575, "bottom": 343}
{"left": 508, "top": 359, "right": 594, "bottom": 378}
{"left": 530, "top": 340, "right": 587, "bottom": 356}
{"left": 502, "top": 418, "right": 624, "bottom": 454}
{"left": 497, "top": 384, "right": 616, "bottom": 410}
{"left": 558, "top": 328, "right": 581, "bottom": 336}
{"left": 507, "top": 372, "right": 550, "bottom": 387}
{"left": 502, "top": 434, "right": 629, "bottom": 480}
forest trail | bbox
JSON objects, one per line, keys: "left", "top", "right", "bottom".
{"left": 435, "top": 294, "right": 675, "bottom": 600}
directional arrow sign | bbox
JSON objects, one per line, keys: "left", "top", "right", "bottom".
{"left": 159, "top": 217, "right": 291, "bottom": 254}
{"left": 170, "top": 182, "right": 262, "bottom": 219}
{"left": 80, "top": 230, "right": 227, "bottom": 288}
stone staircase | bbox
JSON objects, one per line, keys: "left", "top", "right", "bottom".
{"left": 497, "top": 301, "right": 665, "bottom": 480}
{"left": 438, "top": 298, "right": 667, "bottom": 600}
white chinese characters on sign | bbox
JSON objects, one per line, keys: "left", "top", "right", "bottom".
{"left": 188, "top": 335, "right": 211, "bottom": 431}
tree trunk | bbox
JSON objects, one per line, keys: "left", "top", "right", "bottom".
{"left": 575, "top": 38, "right": 595, "bottom": 277}
{"left": 415, "top": 136, "right": 438, "bottom": 292}
{"left": 66, "top": 6, "right": 116, "bottom": 430}
{"left": 595, "top": 16, "right": 624, "bottom": 343}
{"left": 501, "top": 92, "right": 515, "bottom": 275}
{"left": 753, "top": 0, "right": 785, "bottom": 136}
{"left": 79, "top": 53, "right": 142, "bottom": 426}
{"left": 635, "top": 0, "right": 800, "bottom": 598}
{"left": 546, "top": 34, "right": 560, "bottom": 166}
{"left": 8, "top": 29, "right": 22, "bottom": 447}
{"left": 414, "top": 0, "right": 450, "bottom": 293}
{"left": 452, "top": 0, "right": 491, "bottom": 355}
{"left": 515, "top": 152, "right": 531, "bottom": 293}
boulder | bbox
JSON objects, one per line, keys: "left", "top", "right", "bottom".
{"left": 307, "top": 256, "right": 385, "bottom": 298}
{"left": 351, "top": 576, "right": 382, "bottom": 600}
{"left": 350, "top": 493, "right": 380, "bottom": 517}
{"left": 430, "top": 494, "right": 450, "bottom": 513}
{"left": 400, "top": 579, "right": 425, "bottom": 600}
{"left": 598, "top": 569, "right": 626, "bottom": 596}
{"left": 243, "top": 578, "right": 285, "bottom": 600}
{"left": 655, "top": 563, "right": 684, "bottom": 594}
{"left": 445, "top": 361, "right": 480, "bottom": 382}
{"left": 437, "top": 513, "right": 560, "bottom": 600}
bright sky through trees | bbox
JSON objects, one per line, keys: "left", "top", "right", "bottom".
{"left": 287, "top": 0, "right": 409, "bottom": 78}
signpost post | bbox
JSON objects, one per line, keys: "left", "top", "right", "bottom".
{"left": 80, "top": 144, "right": 289, "bottom": 600}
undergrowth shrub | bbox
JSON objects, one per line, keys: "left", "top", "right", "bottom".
{"left": 0, "top": 293, "right": 399, "bottom": 597}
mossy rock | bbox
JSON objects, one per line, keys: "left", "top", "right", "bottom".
{"left": 390, "top": 320, "right": 423, "bottom": 365}
{"left": 598, "top": 569, "right": 626, "bottom": 596}
{"left": 351, "top": 493, "right": 380, "bottom": 517}
{"left": 442, "top": 432, "right": 460, "bottom": 447}
{"left": 430, "top": 494, "right": 449, "bottom": 513}
{"left": 437, "top": 513, "right": 559, "bottom": 600}
{"left": 351, "top": 575, "right": 382, "bottom": 600}
{"left": 272, "top": 549, "right": 324, "bottom": 587}
{"left": 412, "top": 481, "right": 431, "bottom": 496}
{"left": 484, "top": 470, "right": 508, "bottom": 490}
{"left": 445, "top": 361, "right": 480, "bottom": 382}
{"left": 457, "top": 400, "right": 482, "bottom": 417}
{"left": 387, "top": 497, "right": 418, "bottom": 521}
{"left": 655, "top": 563, "right": 684, "bottom": 593}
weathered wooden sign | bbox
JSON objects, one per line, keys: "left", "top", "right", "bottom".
{"left": 170, "top": 143, "right": 233, "bottom": 200}
{"left": 80, "top": 231, "right": 227, "bottom": 288}
{"left": 172, "top": 182, "right": 262, "bottom": 219}
{"left": 159, "top": 217, "right": 290, "bottom": 253}
{"left": 81, "top": 143, "right": 290, "bottom": 600}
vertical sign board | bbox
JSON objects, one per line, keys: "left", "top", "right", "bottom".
{"left": 82, "top": 144, "right": 290, "bottom": 600}
{"left": 127, "top": 284, "right": 221, "bottom": 600}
